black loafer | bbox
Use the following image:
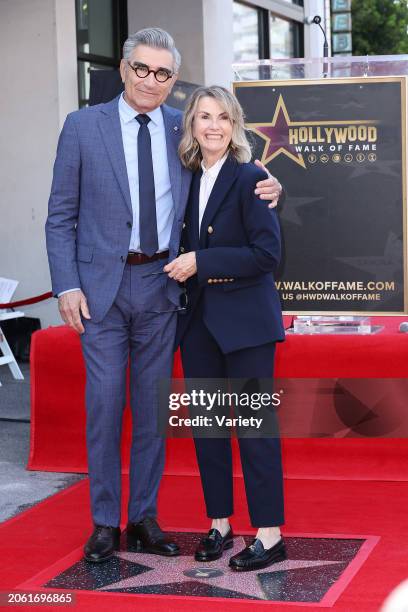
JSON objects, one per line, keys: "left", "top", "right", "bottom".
{"left": 229, "top": 537, "right": 286, "bottom": 572}
{"left": 126, "top": 517, "right": 180, "bottom": 556}
{"left": 84, "top": 525, "right": 121, "bottom": 563}
{"left": 195, "top": 527, "right": 234, "bottom": 562}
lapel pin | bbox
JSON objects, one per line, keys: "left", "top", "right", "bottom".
{"left": 174, "top": 126, "right": 179, "bottom": 132}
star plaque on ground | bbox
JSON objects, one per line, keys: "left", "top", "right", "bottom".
{"left": 44, "top": 532, "right": 374, "bottom": 604}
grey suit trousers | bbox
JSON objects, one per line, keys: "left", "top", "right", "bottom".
{"left": 80, "top": 259, "right": 177, "bottom": 527}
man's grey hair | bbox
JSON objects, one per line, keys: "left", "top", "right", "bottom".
{"left": 123, "top": 27, "right": 181, "bottom": 73}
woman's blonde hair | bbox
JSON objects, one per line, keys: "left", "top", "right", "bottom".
{"left": 178, "top": 85, "right": 252, "bottom": 171}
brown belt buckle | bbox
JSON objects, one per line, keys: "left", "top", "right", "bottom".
{"left": 126, "top": 250, "right": 169, "bottom": 265}
{"left": 127, "top": 252, "right": 144, "bottom": 264}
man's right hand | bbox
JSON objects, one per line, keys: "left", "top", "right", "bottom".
{"left": 58, "top": 290, "right": 91, "bottom": 334}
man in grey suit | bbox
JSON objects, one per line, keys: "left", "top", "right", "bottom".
{"left": 46, "top": 27, "right": 282, "bottom": 563}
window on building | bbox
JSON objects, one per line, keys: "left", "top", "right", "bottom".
{"left": 233, "top": 1, "right": 303, "bottom": 67}
{"left": 233, "top": 2, "right": 260, "bottom": 63}
{"left": 75, "top": 0, "right": 127, "bottom": 107}
{"left": 270, "top": 14, "right": 302, "bottom": 58}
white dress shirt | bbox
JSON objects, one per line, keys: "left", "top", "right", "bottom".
{"left": 199, "top": 153, "right": 229, "bottom": 231}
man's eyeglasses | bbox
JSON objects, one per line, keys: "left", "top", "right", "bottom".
{"left": 127, "top": 61, "right": 174, "bottom": 83}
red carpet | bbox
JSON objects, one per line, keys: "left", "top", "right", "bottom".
{"left": 15, "top": 316, "right": 408, "bottom": 608}
{"left": 1, "top": 474, "right": 407, "bottom": 610}
{"left": 28, "top": 317, "right": 408, "bottom": 479}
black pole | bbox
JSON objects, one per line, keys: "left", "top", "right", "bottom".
{"left": 312, "top": 15, "right": 329, "bottom": 76}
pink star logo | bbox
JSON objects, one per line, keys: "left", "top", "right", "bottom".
{"left": 247, "top": 95, "right": 306, "bottom": 168}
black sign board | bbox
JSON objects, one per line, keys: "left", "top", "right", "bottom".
{"left": 234, "top": 77, "right": 407, "bottom": 314}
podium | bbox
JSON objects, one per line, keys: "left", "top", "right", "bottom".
{"left": 232, "top": 55, "right": 408, "bottom": 318}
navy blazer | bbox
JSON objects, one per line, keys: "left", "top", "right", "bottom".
{"left": 175, "top": 155, "right": 285, "bottom": 354}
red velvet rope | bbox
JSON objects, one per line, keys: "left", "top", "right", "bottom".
{"left": 0, "top": 291, "right": 53, "bottom": 309}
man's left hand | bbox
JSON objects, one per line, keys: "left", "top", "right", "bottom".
{"left": 254, "top": 159, "right": 282, "bottom": 209}
{"left": 164, "top": 252, "right": 197, "bottom": 282}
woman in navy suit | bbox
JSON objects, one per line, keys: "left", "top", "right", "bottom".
{"left": 164, "top": 86, "right": 285, "bottom": 572}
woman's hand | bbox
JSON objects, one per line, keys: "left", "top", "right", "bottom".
{"left": 254, "top": 159, "right": 282, "bottom": 208}
{"left": 164, "top": 252, "right": 197, "bottom": 282}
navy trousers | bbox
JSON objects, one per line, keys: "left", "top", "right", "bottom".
{"left": 81, "top": 260, "right": 177, "bottom": 527}
{"left": 180, "top": 298, "right": 284, "bottom": 527}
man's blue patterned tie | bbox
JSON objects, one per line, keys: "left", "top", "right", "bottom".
{"left": 136, "top": 114, "right": 159, "bottom": 257}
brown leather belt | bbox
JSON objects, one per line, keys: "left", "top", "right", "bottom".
{"left": 126, "top": 250, "right": 169, "bottom": 265}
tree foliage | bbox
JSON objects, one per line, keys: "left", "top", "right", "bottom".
{"left": 351, "top": 0, "right": 408, "bottom": 55}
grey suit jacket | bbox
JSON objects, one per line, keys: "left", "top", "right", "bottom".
{"left": 45, "top": 95, "right": 192, "bottom": 322}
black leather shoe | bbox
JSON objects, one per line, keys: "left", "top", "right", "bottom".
{"left": 229, "top": 537, "right": 286, "bottom": 572}
{"left": 126, "top": 517, "right": 180, "bottom": 556}
{"left": 84, "top": 525, "right": 121, "bottom": 563}
{"left": 195, "top": 527, "right": 234, "bottom": 562}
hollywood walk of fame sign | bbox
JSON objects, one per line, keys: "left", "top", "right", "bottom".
{"left": 234, "top": 77, "right": 408, "bottom": 314}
